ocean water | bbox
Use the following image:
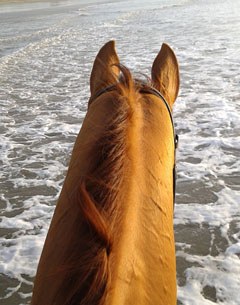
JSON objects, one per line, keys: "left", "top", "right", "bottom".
{"left": 0, "top": 0, "right": 240, "bottom": 304}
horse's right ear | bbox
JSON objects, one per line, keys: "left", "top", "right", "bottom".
{"left": 151, "top": 43, "right": 180, "bottom": 109}
{"left": 90, "top": 41, "right": 120, "bottom": 97}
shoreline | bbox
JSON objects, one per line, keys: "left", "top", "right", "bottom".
{"left": 0, "top": 0, "right": 63, "bottom": 4}
{"left": 0, "top": 0, "right": 97, "bottom": 14}
{"left": 0, "top": 0, "right": 123, "bottom": 5}
{"left": 0, "top": 0, "right": 126, "bottom": 14}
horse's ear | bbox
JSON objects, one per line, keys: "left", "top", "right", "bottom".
{"left": 151, "top": 43, "right": 180, "bottom": 108}
{"left": 90, "top": 41, "right": 120, "bottom": 96}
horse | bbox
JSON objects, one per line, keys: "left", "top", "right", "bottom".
{"left": 31, "top": 40, "right": 180, "bottom": 305}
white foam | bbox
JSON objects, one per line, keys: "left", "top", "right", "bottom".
{"left": 175, "top": 184, "right": 240, "bottom": 223}
{"left": 177, "top": 251, "right": 240, "bottom": 305}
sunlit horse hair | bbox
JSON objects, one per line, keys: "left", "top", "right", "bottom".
{"left": 31, "top": 41, "right": 179, "bottom": 305}
{"left": 62, "top": 66, "right": 139, "bottom": 305}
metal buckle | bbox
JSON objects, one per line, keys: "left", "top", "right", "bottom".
{"left": 175, "top": 134, "right": 179, "bottom": 149}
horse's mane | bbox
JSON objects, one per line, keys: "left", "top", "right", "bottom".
{"left": 56, "top": 66, "right": 143, "bottom": 305}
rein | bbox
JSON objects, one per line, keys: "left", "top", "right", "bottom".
{"left": 89, "top": 83, "right": 178, "bottom": 206}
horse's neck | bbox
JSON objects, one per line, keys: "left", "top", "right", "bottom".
{"left": 32, "top": 97, "right": 176, "bottom": 305}
{"left": 106, "top": 103, "right": 176, "bottom": 305}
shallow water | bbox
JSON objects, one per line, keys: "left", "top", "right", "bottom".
{"left": 0, "top": 0, "right": 240, "bottom": 304}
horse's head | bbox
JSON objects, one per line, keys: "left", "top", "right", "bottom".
{"left": 32, "top": 41, "right": 180, "bottom": 305}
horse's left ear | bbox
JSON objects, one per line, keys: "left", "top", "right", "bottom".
{"left": 90, "top": 41, "right": 120, "bottom": 97}
{"left": 151, "top": 43, "right": 180, "bottom": 109}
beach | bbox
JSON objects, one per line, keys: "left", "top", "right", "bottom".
{"left": 0, "top": 0, "right": 240, "bottom": 304}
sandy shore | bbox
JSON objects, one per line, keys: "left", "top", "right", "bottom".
{"left": 0, "top": 0, "right": 67, "bottom": 8}
{"left": 0, "top": 0, "right": 61, "bottom": 2}
{"left": 0, "top": 0, "right": 105, "bottom": 14}
{"left": 0, "top": 0, "right": 112, "bottom": 3}
{"left": 0, "top": 0, "right": 95, "bottom": 6}
{"left": 0, "top": 0, "right": 72, "bottom": 15}
{"left": 0, "top": 0, "right": 121, "bottom": 15}
{"left": 0, "top": 0, "right": 116, "bottom": 9}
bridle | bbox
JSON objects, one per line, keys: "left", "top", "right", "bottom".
{"left": 88, "top": 82, "right": 178, "bottom": 206}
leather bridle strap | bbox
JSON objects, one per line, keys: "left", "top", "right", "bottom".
{"left": 88, "top": 84, "right": 116, "bottom": 107}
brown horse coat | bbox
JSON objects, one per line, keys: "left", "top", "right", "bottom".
{"left": 31, "top": 41, "right": 180, "bottom": 305}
